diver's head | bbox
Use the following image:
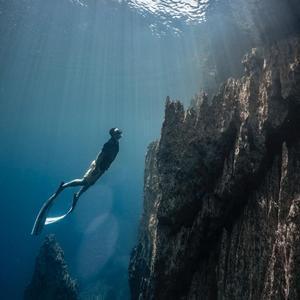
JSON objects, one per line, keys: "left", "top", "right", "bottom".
{"left": 109, "top": 127, "right": 122, "bottom": 140}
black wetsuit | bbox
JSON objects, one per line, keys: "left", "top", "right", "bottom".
{"left": 95, "top": 137, "right": 119, "bottom": 171}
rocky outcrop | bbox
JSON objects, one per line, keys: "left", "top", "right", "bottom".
{"left": 24, "top": 235, "right": 78, "bottom": 300}
{"left": 129, "top": 36, "right": 300, "bottom": 300}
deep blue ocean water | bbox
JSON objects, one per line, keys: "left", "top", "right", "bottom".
{"left": 0, "top": 0, "right": 207, "bottom": 298}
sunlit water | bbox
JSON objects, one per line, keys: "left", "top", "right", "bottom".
{"left": 2, "top": 0, "right": 297, "bottom": 298}
{"left": 71, "top": 0, "right": 209, "bottom": 35}
{"left": 126, "top": 0, "right": 209, "bottom": 35}
{"left": 0, "top": 0, "right": 208, "bottom": 298}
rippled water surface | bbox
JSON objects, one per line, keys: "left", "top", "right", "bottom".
{"left": 128, "top": 1, "right": 208, "bottom": 24}
{"left": 71, "top": 0, "right": 210, "bottom": 35}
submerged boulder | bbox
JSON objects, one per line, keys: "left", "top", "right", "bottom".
{"left": 24, "top": 234, "right": 78, "bottom": 300}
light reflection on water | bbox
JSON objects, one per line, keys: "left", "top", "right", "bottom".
{"left": 70, "top": 0, "right": 210, "bottom": 35}
{"left": 127, "top": 0, "right": 208, "bottom": 23}
{"left": 77, "top": 213, "right": 119, "bottom": 280}
{"left": 74, "top": 184, "right": 118, "bottom": 279}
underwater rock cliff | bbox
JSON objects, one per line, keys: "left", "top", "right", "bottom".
{"left": 129, "top": 36, "right": 300, "bottom": 300}
{"left": 24, "top": 235, "right": 78, "bottom": 300}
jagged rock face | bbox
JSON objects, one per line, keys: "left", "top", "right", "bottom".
{"left": 129, "top": 36, "right": 300, "bottom": 300}
{"left": 24, "top": 235, "right": 78, "bottom": 300}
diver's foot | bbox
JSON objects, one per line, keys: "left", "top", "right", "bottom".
{"left": 54, "top": 182, "right": 64, "bottom": 196}
{"left": 71, "top": 193, "right": 79, "bottom": 212}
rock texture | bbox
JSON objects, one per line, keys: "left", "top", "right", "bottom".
{"left": 24, "top": 235, "right": 78, "bottom": 300}
{"left": 129, "top": 36, "right": 300, "bottom": 300}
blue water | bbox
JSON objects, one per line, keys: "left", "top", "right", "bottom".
{"left": 0, "top": 0, "right": 207, "bottom": 298}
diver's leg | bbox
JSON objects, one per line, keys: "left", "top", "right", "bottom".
{"left": 53, "top": 181, "right": 65, "bottom": 196}
{"left": 54, "top": 178, "right": 85, "bottom": 197}
{"left": 62, "top": 178, "right": 85, "bottom": 188}
{"left": 69, "top": 169, "right": 104, "bottom": 212}
{"left": 54, "top": 178, "right": 86, "bottom": 198}
{"left": 77, "top": 184, "right": 90, "bottom": 198}
{"left": 70, "top": 184, "right": 90, "bottom": 212}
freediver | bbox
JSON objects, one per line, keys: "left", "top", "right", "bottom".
{"left": 31, "top": 127, "right": 122, "bottom": 235}
{"left": 55, "top": 127, "right": 122, "bottom": 212}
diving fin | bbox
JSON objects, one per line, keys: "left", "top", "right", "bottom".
{"left": 44, "top": 207, "right": 73, "bottom": 225}
{"left": 31, "top": 182, "right": 64, "bottom": 236}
